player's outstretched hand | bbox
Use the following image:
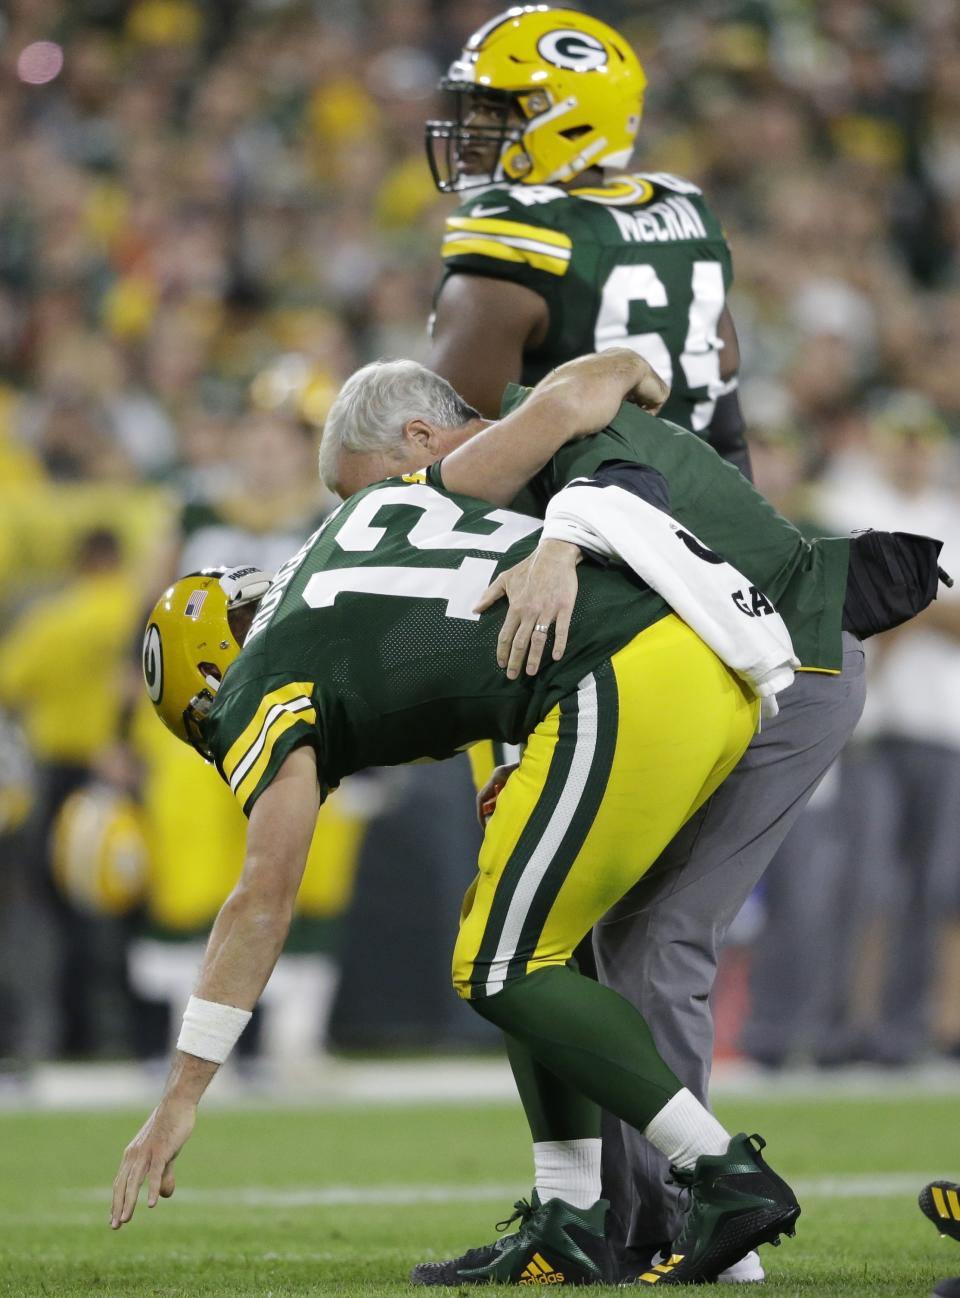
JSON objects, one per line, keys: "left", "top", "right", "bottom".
{"left": 475, "top": 539, "right": 581, "bottom": 679}
{"left": 110, "top": 1095, "right": 196, "bottom": 1229}
{"left": 476, "top": 761, "right": 520, "bottom": 828}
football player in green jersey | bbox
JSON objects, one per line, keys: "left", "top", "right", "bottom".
{"left": 111, "top": 352, "right": 945, "bottom": 1284}
{"left": 111, "top": 350, "right": 819, "bottom": 1286}
{"left": 425, "top": 6, "right": 748, "bottom": 473}
{"left": 422, "top": 8, "right": 851, "bottom": 1280}
{"left": 315, "top": 357, "right": 944, "bottom": 1285}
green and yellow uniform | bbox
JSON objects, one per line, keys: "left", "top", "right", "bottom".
{"left": 205, "top": 418, "right": 849, "bottom": 1003}
{"left": 440, "top": 173, "right": 743, "bottom": 784}
{"left": 438, "top": 173, "right": 731, "bottom": 435}
{"left": 206, "top": 478, "right": 670, "bottom": 816}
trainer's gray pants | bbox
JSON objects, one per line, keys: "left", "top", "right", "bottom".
{"left": 595, "top": 633, "right": 866, "bottom": 1258}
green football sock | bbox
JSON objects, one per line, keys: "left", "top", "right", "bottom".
{"left": 503, "top": 1030, "right": 601, "bottom": 1142}
{"left": 474, "top": 965, "right": 682, "bottom": 1133}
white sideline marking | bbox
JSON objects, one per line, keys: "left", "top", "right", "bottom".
{"left": 4, "top": 1057, "right": 960, "bottom": 1113}
{"left": 68, "top": 1173, "right": 941, "bottom": 1209}
{"left": 793, "top": 1173, "right": 940, "bottom": 1199}
{"left": 68, "top": 1182, "right": 518, "bottom": 1209}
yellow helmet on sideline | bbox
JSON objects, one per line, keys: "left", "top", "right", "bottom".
{"left": 142, "top": 566, "right": 272, "bottom": 760}
{"left": 426, "top": 6, "right": 646, "bottom": 192}
{"left": 51, "top": 783, "right": 150, "bottom": 916}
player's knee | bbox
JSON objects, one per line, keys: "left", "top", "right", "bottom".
{"left": 450, "top": 956, "right": 526, "bottom": 1005}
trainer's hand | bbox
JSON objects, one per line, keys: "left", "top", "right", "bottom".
{"left": 476, "top": 761, "right": 519, "bottom": 828}
{"left": 624, "top": 356, "right": 669, "bottom": 414}
{"left": 110, "top": 1095, "right": 196, "bottom": 1228}
{"left": 475, "top": 540, "right": 582, "bottom": 679}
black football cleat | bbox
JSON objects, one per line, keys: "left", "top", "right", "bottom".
{"left": 921, "top": 1183, "right": 960, "bottom": 1243}
{"left": 635, "top": 1133, "right": 800, "bottom": 1286}
{"left": 410, "top": 1190, "right": 613, "bottom": 1285}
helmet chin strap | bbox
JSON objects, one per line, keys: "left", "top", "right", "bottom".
{"left": 219, "top": 566, "right": 274, "bottom": 607}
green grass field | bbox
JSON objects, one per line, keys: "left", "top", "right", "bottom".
{"left": 0, "top": 1087, "right": 955, "bottom": 1297}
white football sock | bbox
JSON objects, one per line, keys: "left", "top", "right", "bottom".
{"left": 533, "top": 1138, "right": 602, "bottom": 1209}
{"left": 643, "top": 1088, "right": 730, "bottom": 1171}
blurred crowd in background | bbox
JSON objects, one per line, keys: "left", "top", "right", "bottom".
{"left": 0, "top": 0, "right": 959, "bottom": 1082}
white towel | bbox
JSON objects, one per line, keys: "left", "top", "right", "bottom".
{"left": 541, "top": 482, "right": 799, "bottom": 718}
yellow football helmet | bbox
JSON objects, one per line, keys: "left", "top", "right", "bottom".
{"left": 142, "top": 566, "right": 272, "bottom": 759}
{"left": 426, "top": 6, "right": 646, "bottom": 192}
{"left": 52, "top": 783, "right": 150, "bottom": 916}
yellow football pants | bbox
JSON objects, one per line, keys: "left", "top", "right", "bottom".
{"left": 453, "top": 615, "right": 758, "bottom": 1000}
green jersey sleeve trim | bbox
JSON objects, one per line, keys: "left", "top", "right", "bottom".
{"left": 438, "top": 191, "right": 570, "bottom": 298}
{"left": 216, "top": 679, "right": 323, "bottom": 816}
{"left": 239, "top": 720, "right": 324, "bottom": 817}
{"left": 442, "top": 212, "right": 572, "bottom": 278}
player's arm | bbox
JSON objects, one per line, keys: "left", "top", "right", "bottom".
{"left": 706, "top": 305, "right": 752, "bottom": 480}
{"left": 110, "top": 744, "right": 320, "bottom": 1229}
{"left": 429, "top": 274, "right": 549, "bottom": 419}
{"left": 440, "top": 347, "right": 669, "bottom": 506}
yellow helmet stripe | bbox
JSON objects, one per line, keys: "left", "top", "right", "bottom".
{"left": 446, "top": 215, "right": 572, "bottom": 249}
{"left": 223, "top": 681, "right": 316, "bottom": 793}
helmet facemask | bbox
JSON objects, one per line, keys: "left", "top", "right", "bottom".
{"left": 425, "top": 8, "right": 646, "bottom": 193}
{"left": 426, "top": 84, "right": 527, "bottom": 193}
{"left": 181, "top": 680, "right": 219, "bottom": 763}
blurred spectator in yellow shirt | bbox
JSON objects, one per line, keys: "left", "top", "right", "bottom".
{"left": 0, "top": 527, "right": 137, "bottom": 766}
{"left": 0, "top": 526, "right": 139, "bottom": 1058}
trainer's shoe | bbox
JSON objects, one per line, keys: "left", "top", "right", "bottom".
{"left": 647, "top": 1246, "right": 764, "bottom": 1284}
{"left": 410, "top": 1190, "right": 613, "bottom": 1286}
{"left": 635, "top": 1133, "right": 799, "bottom": 1286}
{"left": 718, "top": 1249, "right": 765, "bottom": 1283}
{"left": 932, "top": 1279, "right": 960, "bottom": 1298}
{"left": 921, "top": 1183, "right": 960, "bottom": 1243}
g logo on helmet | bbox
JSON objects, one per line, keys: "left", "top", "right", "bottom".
{"left": 143, "top": 623, "right": 163, "bottom": 703}
{"left": 537, "top": 29, "right": 608, "bottom": 72}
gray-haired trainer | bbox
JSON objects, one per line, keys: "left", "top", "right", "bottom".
{"left": 411, "top": 1190, "right": 614, "bottom": 1286}
{"left": 635, "top": 1133, "right": 799, "bottom": 1286}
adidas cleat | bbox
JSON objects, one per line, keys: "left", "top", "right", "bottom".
{"left": 410, "top": 1190, "right": 613, "bottom": 1286}
{"left": 635, "top": 1133, "right": 800, "bottom": 1286}
{"left": 921, "top": 1183, "right": 960, "bottom": 1243}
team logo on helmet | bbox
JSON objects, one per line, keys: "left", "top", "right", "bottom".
{"left": 142, "top": 623, "right": 163, "bottom": 703}
{"left": 537, "top": 29, "right": 608, "bottom": 72}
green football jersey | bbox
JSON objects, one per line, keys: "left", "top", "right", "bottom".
{"left": 436, "top": 172, "right": 731, "bottom": 434}
{"left": 205, "top": 474, "right": 669, "bottom": 816}
{"left": 499, "top": 388, "right": 850, "bottom": 671}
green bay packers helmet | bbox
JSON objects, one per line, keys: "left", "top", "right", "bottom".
{"left": 52, "top": 783, "right": 150, "bottom": 916}
{"left": 426, "top": 6, "right": 646, "bottom": 192}
{"left": 142, "top": 566, "right": 272, "bottom": 760}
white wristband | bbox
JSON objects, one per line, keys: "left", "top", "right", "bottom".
{"left": 177, "top": 995, "right": 252, "bottom": 1064}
